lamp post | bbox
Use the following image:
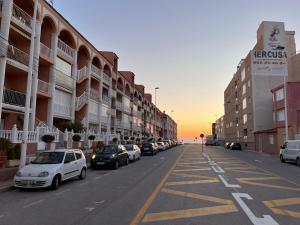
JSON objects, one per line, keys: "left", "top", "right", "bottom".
{"left": 154, "top": 87, "right": 159, "bottom": 139}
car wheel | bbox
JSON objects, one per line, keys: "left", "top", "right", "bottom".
{"left": 280, "top": 155, "right": 285, "bottom": 163}
{"left": 79, "top": 168, "right": 86, "bottom": 180}
{"left": 50, "top": 175, "right": 59, "bottom": 190}
{"left": 297, "top": 157, "right": 300, "bottom": 167}
{"left": 125, "top": 157, "right": 129, "bottom": 165}
{"left": 114, "top": 160, "right": 119, "bottom": 169}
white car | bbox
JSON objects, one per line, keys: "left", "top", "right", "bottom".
{"left": 14, "top": 149, "right": 87, "bottom": 190}
{"left": 157, "top": 142, "right": 166, "bottom": 151}
{"left": 280, "top": 140, "right": 300, "bottom": 166}
{"left": 124, "top": 144, "right": 141, "bottom": 161}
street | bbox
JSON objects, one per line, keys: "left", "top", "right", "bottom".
{"left": 1, "top": 144, "right": 300, "bottom": 225}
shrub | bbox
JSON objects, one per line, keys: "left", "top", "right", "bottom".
{"left": 112, "top": 137, "right": 118, "bottom": 143}
{"left": 88, "top": 135, "right": 96, "bottom": 141}
{"left": 72, "top": 134, "right": 81, "bottom": 142}
{"left": 124, "top": 136, "right": 129, "bottom": 141}
{"left": 41, "top": 134, "right": 55, "bottom": 143}
{"left": 6, "top": 144, "right": 21, "bottom": 160}
{"left": 62, "top": 122, "right": 84, "bottom": 133}
{"left": 0, "top": 138, "right": 12, "bottom": 154}
{"left": 130, "top": 136, "right": 135, "bottom": 141}
{"left": 136, "top": 138, "right": 140, "bottom": 142}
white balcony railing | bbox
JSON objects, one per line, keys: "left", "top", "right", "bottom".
{"left": 53, "top": 103, "right": 72, "bottom": 117}
{"left": 55, "top": 69, "right": 73, "bottom": 90}
{"left": 90, "top": 89, "right": 99, "bottom": 101}
{"left": 101, "top": 116, "right": 109, "bottom": 125}
{"left": 123, "top": 122, "right": 131, "bottom": 130}
{"left": 57, "top": 39, "right": 75, "bottom": 60}
{"left": 102, "top": 95, "right": 111, "bottom": 105}
{"left": 77, "top": 66, "right": 88, "bottom": 81}
{"left": 76, "top": 91, "right": 88, "bottom": 109}
{"left": 89, "top": 113, "right": 99, "bottom": 123}
{"left": 38, "top": 79, "right": 52, "bottom": 96}
{"left": 12, "top": 3, "right": 32, "bottom": 30}
{"left": 40, "top": 42, "right": 54, "bottom": 60}
{"left": 116, "top": 101, "right": 123, "bottom": 111}
{"left": 102, "top": 72, "right": 111, "bottom": 85}
{"left": 7, "top": 45, "right": 29, "bottom": 66}
{"left": 91, "top": 64, "right": 102, "bottom": 79}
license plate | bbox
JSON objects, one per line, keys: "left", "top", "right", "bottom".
{"left": 24, "top": 180, "right": 34, "bottom": 185}
{"left": 144, "top": 148, "right": 149, "bottom": 150}
{"left": 97, "top": 162, "right": 105, "bottom": 165}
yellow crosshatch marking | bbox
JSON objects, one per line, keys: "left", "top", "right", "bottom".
{"left": 142, "top": 188, "right": 238, "bottom": 222}
{"left": 173, "top": 168, "right": 211, "bottom": 172}
{"left": 172, "top": 173, "right": 216, "bottom": 179}
{"left": 176, "top": 162, "right": 208, "bottom": 165}
{"left": 237, "top": 177, "right": 300, "bottom": 191}
{"left": 225, "top": 168, "right": 270, "bottom": 175}
{"left": 263, "top": 197, "right": 300, "bottom": 218}
{"left": 175, "top": 164, "right": 210, "bottom": 169}
{"left": 165, "top": 179, "right": 219, "bottom": 186}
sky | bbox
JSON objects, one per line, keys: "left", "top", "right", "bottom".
{"left": 52, "top": 0, "right": 300, "bottom": 140}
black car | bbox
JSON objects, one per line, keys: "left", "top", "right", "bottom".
{"left": 230, "top": 143, "right": 242, "bottom": 150}
{"left": 141, "top": 143, "right": 158, "bottom": 156}
{"left": 225, "top": 142, "right": 231, "bottom": 149}
{"left": 91, "top": 144, "right": 129, "bottom": 169}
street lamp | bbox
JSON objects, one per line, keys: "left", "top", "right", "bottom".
{"left": 154, "top": 87, "right": 159, "bottom": 139}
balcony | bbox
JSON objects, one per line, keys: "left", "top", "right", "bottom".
{"left": 7, "top": 45, "right": 29, "bottom": 67}
{"left": 77, "top": 66, "right": 88, "bottom": 81}
{"left": 90, "top": 89, "right": 99, "bottom": 101}
{"left": 11, "top": 3, "right": 32, "bottom": 32}
{"left": 116, "top": 101, "right": 123, "bottom": 111}
{"left": 37, "top": 79, "right": 52, "bottom": 97}
{"left": 2, "top": 88, "right": 26, "bottom": 108}
{"left": 116, "top": 120, "right": 122, "bottom": 128}
{"left": 57, "top": 39, "right": 75, "bottom": 61}
{"left": 53, "top": 103, "right": 72, "bottom": 118}
{"left": 102, "top": 72, "right": 111, "bottom": 85}
{"left": 132, "top": 124, "right": 142, "bottom": 132}
{"left": 102, "top": 95, "right": 111, "bottom": 106}
{"left": 133, "top": 111, "right": 142, "bottom": 118}
{"left": 40, "top": 42, "right": 54, "bottom": 62}
{"left": 91, "top": 64, "right": 102, "bottom": 80}
{"left": 101, "top": 116, "right": 109, "bottom": 125}
{"left": 76, "top": 91, "right": 88, "bottom": 109}
{"left": 123, "top": 105, "right": 131, "bottom": 114}
{"left": 89, "top": 113, "right": 99, "bottom": 123}
{"left": 55, "top": 69, "right": 73, "bottom": 90}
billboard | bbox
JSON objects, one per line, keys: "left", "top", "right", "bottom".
{"left": 263, "top": 21, "right": 286, "bottom": 51}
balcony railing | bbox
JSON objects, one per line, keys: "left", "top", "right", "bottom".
{"left": 76, "top": 91, "right": 88, "bottom": 109}
{"left": 40, "top": 42, "right": 54, "bottom": 60}
{"left": 123, "top": 105, "right": 131, "bottom": 114}
{"left": 57, "top": 39, "right": 75, "bottom": 60}
{"left": 116, "top": 120, "right": 122, "bottom": 128}
{"left": 12, "top": 3, "right": 32, "bottom": 30}
{"left": 102, "top": 95, "right": 110, "bottom": 105}
{"left": 53, "top": 103, "right": 72, "bottom": 117}
{"left": 91, "top": 64, "right": 102, "bottom": 79}
{"left": 7, "top": 45, "right": 29, "bottom": 66}
{"left": 102, "top": 72, "right": 111, "bottom": 85}
{"left": 77, "top": 66, "right": 88, "bottom": 81}
{"left": 89, "top": 113, "right": 99, "bottom": 123}
{"left": 38, "top": 79, "right": 52, "bottom": 96}
{"left": 101, "top": 116, "right": 109, "bottom": 125}
{"left": 116, "top": 101, "right": 123, "bottom": 111}
{"left": 55, "top": 69, "right": 73, "bottom": 90}
{"left": 90, "top": 89, "right": 99, "bottom": 101}
{"left": 3, "top": 89, "right": 26, "bottom": 107}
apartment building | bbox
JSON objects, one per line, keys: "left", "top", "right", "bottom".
{"left": 224, "top": 21, "right": 296, "bottom": 149}
{"left": 0, "top": 0, "right": 177, "bottom": 166}
{"left": 163, "top": 113, "right": 177, "bottom": 140}
{"left": 215, "top": 116, "right": 224, "bottom": 140}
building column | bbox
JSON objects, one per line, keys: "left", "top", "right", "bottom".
{"left": 71, "top": 51, "right": 78, "bottom": 122}
{"left": 47, "top": 33, "right": 58, "bottom": 127}
{"left": 107, "top": 78, "right": 112, "bottom": 135}
{"left": 0, "top": 0, "right": 13, "bottom": 124}
{"left": 29, "top": 21, "right": 42, "bottom": 130}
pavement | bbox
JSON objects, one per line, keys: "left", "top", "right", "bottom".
{"left": 0, "top": 144, "right": 300, "bottom": 225}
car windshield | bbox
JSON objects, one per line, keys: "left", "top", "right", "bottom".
{"left": 100, "top": 145, "right": 117, "bottom": 154}
{"left": 124, "top": 145, "right": 134, "bottom": 151}
{"left": 143, "top": 144, "right": 152, "bottom": 147}
{"left": 32, "top": 152, "right": 64, "bottom": 164}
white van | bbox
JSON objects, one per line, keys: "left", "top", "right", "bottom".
{"left": 280, "top": 140, "right": 300, "bottom": 166}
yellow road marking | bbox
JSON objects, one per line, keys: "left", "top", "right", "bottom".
{"left": 176, "top": 162, "right": 207, "bottom": 165}
{"left": 173, "top": 168, "right": 211, "bottom": 172}
{"left": 225, "top": 168, "right": 270, "bottom": 175}
{"left": 263, "top": 197, "right": 300, "bottom": 218}
{"left": 175, "top": 164, "right": 210, "bottom": 169}
{"left": 165, "top": 179, "right": 218, "bottom": 186}
{"left": 129, "top": 149, "right": 185, "bottom": 225}
{"left": 172, "top": 173, "right": 216, "bottom": 179}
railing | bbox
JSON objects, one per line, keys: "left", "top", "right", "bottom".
{"left": 12, "top": 3, "right": 32, "bottom": 30}
{"left": 116, "top": 101, "right": 123, "bottom": 111}
{"left": 90, "top": 89, "right": 99, "bottom": 101}
{"left": 123, "top": 105, "right": 131, "bottom": 114}
{"left": 7, "top": 45, "right": 29, "bottom": 66}
{"left": 101, "top": 116, "right": 109, "bottom": 125}
{"left": 102, "top": 72, "right": 111, "bottom": 85}
{"left": 123, "top": 122, "right": 131, "bottom": 130}
{"left": 38, "top": 79, "right": 52, "bottom": 96}
{"left": 89, "top": 113, "right": 99, "bottom": 123}
{"left": 76, "top": 91, "right": 88, "bottom": 109}
{"left": 116, "top": 120, "right": 122, "bottom": 128}
{"left": 3, "top": 88, "right": 26, "bottom": 107}
{"left": 55, "top": 69, "right": 73, "bottom": 90}
{"left": 40, "top": 42, "right": 54, "bottom": 60}
{"left": 0, "top": 130, "right": 12, "bottom": 140}
{"left": 57, "top": 39, "right": 75, "bottom": 59}
{"left": 53, "top": 103, "right": 72, "bottom": 117}
{"left": 102, "top": 95, "right": 110, "bottom": 105}
{"left": 77, "top": 66, "right": 88, "bottom": 81}
{"left": 91, "top": 64, "right": 102, "bottom": 79}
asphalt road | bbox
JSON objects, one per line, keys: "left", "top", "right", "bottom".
{"left": 0, "top": 144, "right": 300, "bottom": 225}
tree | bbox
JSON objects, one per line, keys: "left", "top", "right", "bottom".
{"left": 63, "top": 121, "right": 84, "bottom": 133}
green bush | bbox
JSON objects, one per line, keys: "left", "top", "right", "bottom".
{"left": 124, "top": 136, "right": 129, "bottom": 141}
{"left": 0, "top": 138, "right": 12, "bottom": 154}
{"left": 88, "top": 135, "right": 96, "bottom": 140}
{"left": 6, "top": 144, "right": 21, "bottom": 160}
{"left": 112, "top": 137, "right": 118, "bottom": 143}
{"left": 41, "top": 134, "right": 55, "bottom": 143}
{"left": 62, "top": 122, "right": 84, "bottom": 133}
{"left": 130, "top": 136, "right": 135, "bottom": 141}
{"left": 72, "top": 134, "right": 81, "bottom": 142}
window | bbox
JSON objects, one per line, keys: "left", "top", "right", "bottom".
{"left": 243, "top": 114, "right": 247, "bottom": 124}
{"left": 65, "top": 152, "right": 76, "bottom": 163}
{"left": 276, "top": 109, "right": 285, "bottom": 121}
{"left": 243, "top": 129, "right": 248, "bottom": 139}
{"left": 269, "top": 135, "right": 274, "bottom": 145}
{"left": 75, "top": 152, "right": 82, "bottom": 160}
{"left": 243, "top": 98, "right": 247, "bottom": 109}
{"left": 275, "top": 88, "right": 284, "bottom": 101}
{"left": 241, "top": 68, "right": 245, "bottom": 81}
{"left": 242, "top": 84, "right": 246, "bottom": 95}
{"left": 56, "top": 57, "right": 72, "bottom": 76}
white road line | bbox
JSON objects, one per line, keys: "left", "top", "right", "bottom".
{"left": 79, "top": 181, "right": 89, "bottom": 186}
{"left": 218, "top": 175, "right": 241, "bottom": 188}
{"left": 94, "top": 176, "right": 103, "bottom": 180}
{"left": 94, "top": 200, "right": 105, "bottom": 205}
{"left": 23, "top": 199, "right": 44, "bottom": 209}
{"left": 212, "top": 165, "right": 225, "bottom": 173}
{"left": 85, "top": 207, "right": 95, "bottom": 212}
{"left": 254, "top": 160, "right": 262, "bottom": 163}
{"left": 232, "top": 193, "right": 279, "bottom": 225}
{"left": 55, "top": 189, "right": 71, "bottom": 196}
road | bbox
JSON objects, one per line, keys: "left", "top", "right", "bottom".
{"left": 0, "top": 144, "right": 300, "bottom": 225}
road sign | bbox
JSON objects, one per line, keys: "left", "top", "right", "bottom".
{"left": 200, "top": 134, "right": 204, "bottom": 138}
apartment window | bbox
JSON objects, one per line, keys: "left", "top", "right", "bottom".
{"left": 237, "top": 130, "right": 240, "bottom": 138}
{"left": 242, "top": 84, "right": 246, "bottom": 95}
{"left": 243, "top": 98, "right": 247, "bottom": 109}
{"left": 243, "top": 114, "right": 247, "bottom": 124}
{"left": 247, "top": 80, "right": 251, "bottom": 88}
{"left": 276, "top": 109, "right": 285, "bottom": 121}
{"left": 241, "top": 68, "right": 245, "bottom": 81}
{"left": 275, "top": 88, "right": 284, "bottom": 101}
{"left": 123, "top": 97, "right": 130, "bottom": 108}
{"left": 56, "top": 57, "right": 72, "bottom": 76}
{"left": 269, "top": 135, "right": 274, "bottom": 145}
{"left": 243, "top": 129, "right": 248, "bottom": 139}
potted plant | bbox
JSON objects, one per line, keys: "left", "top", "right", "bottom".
{"left": 42, "top": 134, "right": 56, "bottom": 150}
{"left": 72, "top": 134, "right": 82, "bottom": 148}
{"left": 6, "top": 144, "right": 21, "bottom": 167}
{"left": 88, "top": 135, "right": 96, "bottom": 141}
{"left": 112, "top": 137, "right": 118, "bottom": 144}
{"left": 0, "top": 138, "right": 12, "bottom": 168}
{"left": 124, "top": 136, "right": 129, "bottom": 144}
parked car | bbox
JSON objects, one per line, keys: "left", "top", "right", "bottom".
{"left": 124, "top": 144, "right": 141, "bottom": 161}
{"left": 163, "top": 140, "right": 170, "bottom": 149}
{"left": 91, "top": 144, "right": 129, "bottom": 169}
{"left": 157, "top": 142, "right": 166, "bottom": 151}
{"left": 141, "top": 143, "right": 158, "bottom": 156}
{"left": 14, "top": 149, "right": 87, "bottom": 190}
{"left": 230, "top": 143, "right": 242, "bottom": 150}
{"left": 225, "top": 142, "right": 231, "bottom": 149}
{"left": 280, "top": 140, "right": 300, "bottom": 166}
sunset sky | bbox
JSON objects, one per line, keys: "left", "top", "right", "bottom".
{"left": 53, "top": 0, "right": 300, "bottom": 140}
